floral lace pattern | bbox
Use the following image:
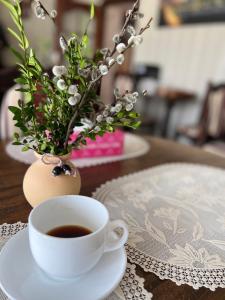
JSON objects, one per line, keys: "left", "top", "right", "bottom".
{"left": 0, "top": 223, "right": 152, "bottom": 300}
{"left": 93, "top": 163, "right": 225, "bottom": 291}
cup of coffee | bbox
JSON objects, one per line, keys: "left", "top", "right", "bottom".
{"left": 28, "top": 195, "right": 128, "bottom": 279}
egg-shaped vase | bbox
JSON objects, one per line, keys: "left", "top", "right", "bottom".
{"left": 23, "top": 153, "right": 81, "bottom": 207}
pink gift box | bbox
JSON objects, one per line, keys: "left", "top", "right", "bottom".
{"left": 70, "top": 130, "right": 125, "bottom": 159}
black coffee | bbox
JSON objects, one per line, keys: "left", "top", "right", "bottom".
{"left": 47, "top": 225, "right": 92, "bottom": 238}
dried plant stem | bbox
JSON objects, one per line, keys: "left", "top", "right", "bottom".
{"left": 64, "top": 75, "right": 101, "bottom": 147}
{"left": 64, "top": 16, "right": 153, "bottom": 148}
{"left": 64, "top": 17, "right": 153, "bottom": 149}
{"left": 139, "top": 17, "right": 153, "bottom": 35}
{"left": 110, "top": 0, "right": 140, "bottom": 57}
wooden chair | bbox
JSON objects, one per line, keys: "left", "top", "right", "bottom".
{"left": 176, "top": 83, "right": 225, "bottom": 145}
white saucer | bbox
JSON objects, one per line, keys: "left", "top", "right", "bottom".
{"left": 6, "top": 133, "right": 150, "bottom": 168}
{"left": 0, "top": 229, "right": 127, "bottom": 300}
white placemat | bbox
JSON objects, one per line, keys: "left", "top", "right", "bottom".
{"left": 0, "top": 223, "right": 152, "bottom": 300}
{"left": 5, "top": 134, "right": 150, "bottom": 168}
{"left": 93, "top": 163, "right": 225, "bottom": 291}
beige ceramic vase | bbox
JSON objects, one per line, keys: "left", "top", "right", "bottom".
{"left": 23, "top": 153, "right": 81, "bottom": 207}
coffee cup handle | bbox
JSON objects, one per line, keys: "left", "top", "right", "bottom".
{"left": 104, "top": 220, "right": 129, "bottom": 253}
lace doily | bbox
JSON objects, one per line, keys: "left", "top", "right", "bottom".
{"left": 5, "top": 134, "right": 150, "bottom": 168}
{"left": 93, "top": 163, "right": 225, "bottom": 291}
{"left": 0, "top": 223, "right": 152, "bottom": 300}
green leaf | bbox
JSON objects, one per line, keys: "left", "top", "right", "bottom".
{"left": 8, "top": 27, "right": 22, "bottom": 43}
{"left": 12, "top": 141, "right": 22, "bottom": 145}
{"left": 117, "top": 112, "right": 125, "bottom": 118}
{"left": 8, "top": 106, "right": 21, "bottom": 115}
{"left": 82, "top": 35, "right": 89, "bottom": 47}
{"left": 13, "top": 132, "right": 20, "bottom": 139}
{"left": 41, "top": 143, "right": 47, "bottom": 151}
{"left": 129, "top": 112, "right": 140, "bottom": 118}
{"left": 130, "top": 121, "right": 141, "bottom": 129}
{"left": 74, "top": 122, "right": 84, "bottom": 127}
{"left": 15, "top": 1, "right": 21, "bottom": 17}
{"left": 22, "top": 146, "right": 29, "bottom": 152}
{"left": 89, "top": 132, "right": 96, "bottom": 140}
{"left": 15, "top": 88, "right": 30, "bottom": 92}
{"left": 0, "top": 0, "right": 15, "bottom": 12}
{"left": 9, "top": 11, "right": 21, "bottom": 31}
{"left": 98, "top": 131, "right": 105, "bottom": 137}
{"left": 14, "top": 77, "right": 27, "bottom": 85}
{"left": 81, "top": 139, "right": 87, "bottom": 145}
{"left": 90, "top": 0, "right": 95, "bottom": 19}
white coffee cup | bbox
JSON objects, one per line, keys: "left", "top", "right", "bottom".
{"left": 28, "top": 195, "right": 128, "bottom": 279}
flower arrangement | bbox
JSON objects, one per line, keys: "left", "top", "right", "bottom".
{"left": 0, "top": 0, "right": 152, "bottom": 156}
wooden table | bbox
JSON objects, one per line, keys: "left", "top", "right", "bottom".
{"left": 1, "top": 136, "right": 225, "bottom": 300}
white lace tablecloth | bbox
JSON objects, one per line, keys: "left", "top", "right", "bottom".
{"left": 0, "top": 223, "right": 152, "bottom": 300}
{"left": 5, "top": 134, "right": 150, "bottom": 168}
{"left": 93, "top": 163, "right": 225, "bottom": 291}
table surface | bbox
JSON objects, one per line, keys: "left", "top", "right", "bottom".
{"left": 156, "top": 87, "right": 196, "bottom": 103}
{"left": 1, "top": 136, "right": 225, "bottom": 300}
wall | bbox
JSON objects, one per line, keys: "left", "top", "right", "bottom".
{"left": 1, "top": 0, "right": 225, "bottom": 95}
{"left": 135, "top": 0, "right": 225, "bottom": 97}
{"left": 1, "top": 0, "right": 225, "bottom": 135}
{"left": 0, "top": 0, "right": 56, "bottom": 66}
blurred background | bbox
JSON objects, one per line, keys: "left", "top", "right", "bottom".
{"left": 1, "top": 0, "right": 225, "bottom": 157}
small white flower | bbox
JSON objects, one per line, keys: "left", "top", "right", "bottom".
{"left": 100, "top": 48, "right": 109, "bottom": 56}
{"left": 116, "top": 54, "right": 125, "bottom": 65}
{"left": 128, "top": 36, "right": 135, "bottom": 46}
{"left": 135, "top": 35, "right": 143, "bottom": 45}
{"left": 74, "top": 93, "right": 81, "bottom": 102}
{"left": 113, "top": 34, "right": 120, "bottom": 44}
{"left": 50, "top": 10, "right": 57, "bottom": 19}
{"left": 125, "top": 93, "right": 135, "bottom": 102}
{"left": 59, "top": 36, "right": 68, "bottom": 51}
{"left": 133, "top": 12, "right": 144, "bottom": 20}
{"left": 142, "top": 90, "right": 148, "bottom": 96}
{"left": 81, "top": 118, "right": 93, "bottom": 128}
{"left": 53, "top": 76, "right": 59, "bottom": 84}
{"left": 115, "top": 103, "right": 122, "bottom": 112}
{"left": 68, "top": 96, "right": 78, "bottom": 106}
{"left": 127, "top": 25, "right": 136, "bottom": 36}
{"left": 94, "top": 126, "right": 101, "bottom": 132}
{"left": 131, "top": 92, "right": 139, "bottom": 103}
{"left": 114, "top": 88, "right": 120, "bottom": 98}
{"left": 110, "top": 106, "right": 116, "bottom": 113}
{"left": 96, "top": 115, "right": 103, "bottom": 123}
{"left": 128, "top": 35, "right": 143, "bottom": 46}
{"left": 108, "top": 58, "right": 115, "bottom": 67}
{"left": 57, "top": 79, "right": 66, "bottom": 90}
{"left": 103, "top": 110, "right": 109, "bottom": 117}
{"left": 133, "top": 92, "right": 139, "bottom": 98}
{"left": 99, "top": 65, "right": 109, "bottom": 76}
{"left": 68, "top": 85, "right": 78, "bottom": 95}
{"left": 52, "top": 65, "right": 67, "bottom": 77}
{"left": 116, "top": 43, "right": 126, "bottom": 53}
{"left": 106, "top": 117, "right": 114, "bottom": 124}
{"left": 126, "top": 103, "right": 134, "bottom": 111}
{"left": 34, "top": 5, "right": 45, "bottom": 19}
